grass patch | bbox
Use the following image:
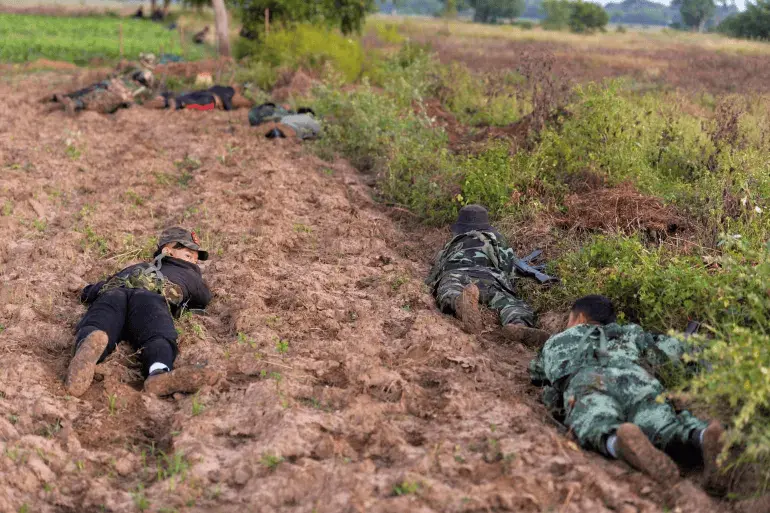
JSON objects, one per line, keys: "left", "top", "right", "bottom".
{"left": 0, "top": 13, "right": 211, "bottom": 64}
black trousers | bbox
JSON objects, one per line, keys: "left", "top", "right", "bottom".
{"left": 75, "top": 288, "right": 178, "bottom": 376}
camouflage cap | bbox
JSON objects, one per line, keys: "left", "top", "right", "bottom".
{"left": 158, "top": 227, "right": 209, "bottom": 260}
{"left": 451, "top": 204, "right": 493, "bottom": 235}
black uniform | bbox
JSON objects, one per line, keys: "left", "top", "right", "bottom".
{"left": 76, "top": 257, "right": 211, "bottom": 376}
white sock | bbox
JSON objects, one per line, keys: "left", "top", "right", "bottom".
{"left": 606, "top": 434, "right": 618, "bottom": 458}
{"left": 149, "top": 362, "right": 170, "bottom": 374}
{"left": 699, "top": 428, "right": 706, "bottom": 446}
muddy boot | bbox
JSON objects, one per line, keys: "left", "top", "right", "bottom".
{"left": 502, "top": 323, "right": 550, "bottom": 349}
{"left": 143, "top": 365, "right": 220, "bottom": 396}
{"left": 615, "top": 423, "right": 680, "bottom": 485}
{"left": 454, "top": 283, "right": 482, "bottom": 334}
{"left": 701, "top": 421, "right": 727, "bottom": 494}
{"left": 144, "top": 95, "right": 167, "bottom": 109}
{"left": 231, "top": 92, "right": 253, "bottom": 109}
{"left": 65, "top": 331, "right": 109, "bottom": 397}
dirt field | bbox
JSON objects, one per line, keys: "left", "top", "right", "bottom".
{"left": 386, "top": 19, "right": 770, "bottom": 95}
{"left": 0, "top": 72, "right": 732, "bottom": 513}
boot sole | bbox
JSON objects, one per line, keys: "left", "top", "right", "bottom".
{"left": 503, "top": 324, "right": 550, "bottom": 348}
{"left": 456, "top": 283, "right": 482, "bottom": 334}
{"left": 616, "top": 423, "right": 680, "bottom": 485}
{"left": 144, "top": 366, "right": 220, "bottom": 396}
{"left": 65, "top": 331, "right": 109, "bottom": 397}
{"left": 702, "top": 421, "right": 727, "bottom": 493}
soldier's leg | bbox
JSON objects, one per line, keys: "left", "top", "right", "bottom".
{"left": 565, "top": 367, "right": 681, "bottom": 483}
{"left": 124, "top": 290, "right": 179, "bottom": 377}
{"left": 621, "top": 366, "right": 708, "bottom": 454}
{"left": 435, "top": 272, "right": 482, "bottom": 333}
{"left": 434, "top": 271, "right": 471, "bottom": 314}
{"left": 484, "top": 284, "right": 535, "bottom": 327}
{"left": 563, "top": 368, "right": 625, "bottom": 454}
{"left": 67, "top": 289, "right": 129, "bottom": 396}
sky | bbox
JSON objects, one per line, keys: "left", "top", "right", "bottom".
{"left": 595, "top": 0, "right": 745, "bottom": 9}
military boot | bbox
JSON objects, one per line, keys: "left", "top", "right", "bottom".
{"left": 502, "top": 323, "right": 551, "bottom": 349}
{"left": 65, "top": 331, "right": 109, "bottom": 397}
{"left": 143, "top": 365, "right": 220, "bottom": 396}
{"left": 455, "top": 283, "right": 482, "bottom": 334}
{"left": 701, "top": 421, "right": 727, "bottom": 494}
{"left": 615, "top": 423, "right": 680, "bottom": 485}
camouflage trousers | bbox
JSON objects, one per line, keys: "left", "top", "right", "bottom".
{"left": 434, "top": 271, "right": 534, "bottom": 327}
{"left": 66, "top": 79, "right": 135, "bottom": 114}
{"left": 564, "top": 364, "right": 707, "bottom": 455}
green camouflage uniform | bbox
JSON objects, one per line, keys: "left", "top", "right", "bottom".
{"left": 427, "top": 230, "right": 534, "bottom": 327}
{"left": 529, "top": 323, "right": 707, "bottom": 455}
{"left": 64, "top": 68, "right": 155, "bottom": 114}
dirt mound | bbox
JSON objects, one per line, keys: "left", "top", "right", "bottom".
{"left": 271, "top": 69, "right": 316, "bottom": 102}
{"left": 25, "top": 59, "right": 80, "bottom": 71}
{"left": 559, "top": 183, "right": 690, "bottom": 236}
{"left": 0, "top": 73, "right": 732, "bottom": 513}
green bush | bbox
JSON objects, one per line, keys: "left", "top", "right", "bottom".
{"left": 235, "top": 24, "right": 365, "bottom": 83}
{"left": 569, "top": 1, "right": 610, "bottom": 33}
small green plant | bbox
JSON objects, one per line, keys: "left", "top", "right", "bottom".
{"left": 260, "top": 453, "right": 284, "bottom": 471}
{"left": 178, "top": 171, "right": 194, "bottom": 188}
{"left": 131, "top": 484, "right": 150, "bottom": 512}
{"left": 154, "top": 172, "right": 173, "bottom": 185}
{"left": 32, "top": 218, "right": 47, "bottom": 232}
{"left": 237, "top": 332, "right": 257, "bottom": 348}
{"left": 41, "top": 419, "right": 61, "bottom": 438}
{"left": 124, "top": 190, "right": 146, "bottom": 206}
{"left": 8, "top": 414, "right": 18, "bottom": 425}
{"left": 18, "top": 504, "right": 29, "bottom": 513}
{"left": 1, "top": 200, "right": 12, "bottom": 216}
{"left": 275, "top": 339, "right": 289, "bottom": 354}
{"left": 156, "top": 451, "right": 190, "bottom": 482}
{"left": 293, "top": 223, "right": 313, "bottom": 233}
{"left": 75, "top": 460, "right": 85, "bottom": 471}
{"left": 393, "top": 480, "right": 420, "bottom": 496}
{"left": 108, "top": 394, "right": 117, "bottom": 415}
{"left": 175, "top": 155, "right": 202, "bottom": 172}
{"left": 191, "top": 394, "right": 205, "bottom": 416}
{"left": 65, "top": 143, "right": 81, "bottom": 160}
{"left": 390, "top": 275, "right": 409, "bottom": 292}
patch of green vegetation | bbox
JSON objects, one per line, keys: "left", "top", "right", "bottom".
{"left": 0, "top": 14, "right": 210, "bottom": 65}
{"left": 235, "top": 23, "right": 365, "bottom": 83}
{"left": 192, "top": 394, "right": 205, "bottom": 416}
{"left": 108, "top": 394, "right": 118, "bottom": 416}
{"left": 156, "top": 451, "right": 190, "bottom": 482}
{"left": 275, "top": 339, "right": 289, "bottom": 354}
{"left": 393, "top": 480, "right": 420, "bottom": 496}
{"left": 131, "top": 484, "right": 150, "bottom": 512}
{"left": 260, "top": 453, "right": 284, "bottom": 471}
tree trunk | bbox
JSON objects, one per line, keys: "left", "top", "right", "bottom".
{"left": 211, "top": 0, "right": 231, "bottom": 57}
{"left": 150, "top": 0, "right": 157, "bottom": 13}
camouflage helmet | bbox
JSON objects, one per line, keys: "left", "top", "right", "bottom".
{"left": 157, "top": 227, "right": 209, "bottom": 260}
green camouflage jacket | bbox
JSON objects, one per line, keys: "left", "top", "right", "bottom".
{"left": 426, "top": 230, "right": 516, "bottom": 290}
{"left": 530, "top": 323, "right": 688, "bottom": 386}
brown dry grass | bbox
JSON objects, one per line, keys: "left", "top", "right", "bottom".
{"left": 375, "top": 16, "right": 770, "bottom": 95}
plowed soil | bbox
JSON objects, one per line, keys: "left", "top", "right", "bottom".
{"left": 0, "top": 73, "right": 730, "bottom": 513}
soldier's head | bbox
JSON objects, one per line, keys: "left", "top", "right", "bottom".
{"left": 568, "top": 295, "right": 616, "bottom": 327}
{"left": 155, "top": 227, "right": 209, "bottom": 265}
{"left": 451, "top": 204, "right": 493, "bottom": 235}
